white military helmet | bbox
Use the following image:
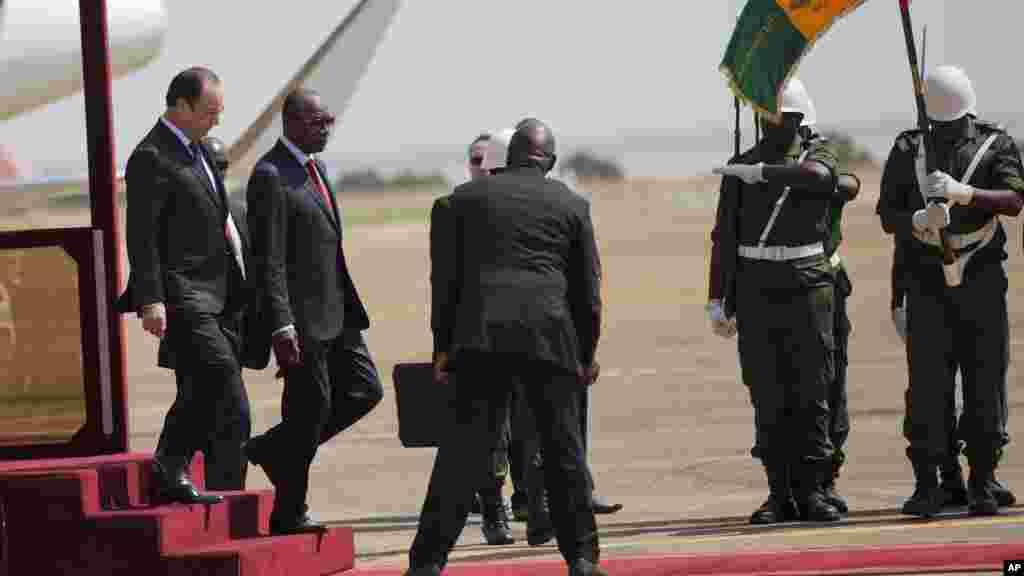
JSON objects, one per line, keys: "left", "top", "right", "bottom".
{"left": 924, "top": 65, "right": 977, "bottom": 122}
{"left": 482, "top": 128, "right": 515, "bottom": 171}
{"left": 779, "top": 77, "right": 816, "bottom": 127}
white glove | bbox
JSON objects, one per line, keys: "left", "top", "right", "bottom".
{"left": 713, "top": 162, "right": 765, "bottom": 185}
{"left": 706, "top": 300, "right": 737, "bottom": 339}
{"left": 141, "top": 302, "right": 166, "bottom": 339}
{"left": 891, "top": 306, "right": 907, "bottom": 342}
{"left": 928, "top": 170, "right": 975, "bottom": 205}
{"left": 925, "top": 202, "right": 951, "bottom": 230}
{"left": 911, "top": 209, "right": 930, "bottom": 233}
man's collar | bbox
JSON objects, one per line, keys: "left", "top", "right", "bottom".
{"left": 160, "top": 116, "right": 193, "bottom": 151}
{"left": 281, "top": 136, "right": 314, "bottom": 166}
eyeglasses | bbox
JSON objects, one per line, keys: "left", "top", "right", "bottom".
{"left": 469, "top": 156, "right": 484, "bottom": 166}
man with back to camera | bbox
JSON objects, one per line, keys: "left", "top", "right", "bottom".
{"left": 117, "top": 67, "right": 250, "bottom": 501}
{"left": 429, "top": 129, "right": 517, "bottom": 546}
{"left": 877, "top": 65, "right": 1023, "bottom": 517}
{"left": 244, "top": 88, "right": 384, "bottom": 534}
{"left": 407, "top": 118, "right": 606, "bottom": 576}
{"left": 710, "top": 77, "right": 843, "bottom": 525}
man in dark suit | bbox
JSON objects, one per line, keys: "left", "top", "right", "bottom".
{"left": 153, "top": 135, "right": 254, "bottom": 491}
{"left": 244, "top": 89, "right": 383, "bottom": 535}
{"left": 117, "top": 67, "right": 249, "bottom": 503}
{"left": 407, "top": 119, "right": 606, "bottom": 576}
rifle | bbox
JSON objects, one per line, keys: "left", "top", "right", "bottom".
{"left": 897, "top": 0, "right": 956, "bottom": 266}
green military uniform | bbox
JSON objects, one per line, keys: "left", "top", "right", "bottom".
{"left": 713, "top": 130, "right": 840, "bottom": 521}
{"left": 822, "top": 171, "right": 854, "bottom": 510}
{"left": 878, "top": 119, "right": 1024, "bottom": 515}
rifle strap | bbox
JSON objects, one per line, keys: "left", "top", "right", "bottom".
{"left": 756, "top": 149, "right": 810, "bottom": 247}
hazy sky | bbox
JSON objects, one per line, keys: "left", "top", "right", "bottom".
{"left": 3, "top": 1, "right": 1022, "bottom": 179}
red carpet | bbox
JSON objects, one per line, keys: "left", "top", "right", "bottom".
{"left": 350, "top": 541, "right": 1024, "bottom": 575}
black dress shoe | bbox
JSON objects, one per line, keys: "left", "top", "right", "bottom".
{"left": 270, "top": 513, "right": 327, "bottom": 535}
{"left": 152, "top": 460, "right": 223, "bottom": 505}
{"left": 591, "top": 494, "right": 623, "bottom": 515}
{"left": 403, "top": 565, "right": 442, "bottom": 576}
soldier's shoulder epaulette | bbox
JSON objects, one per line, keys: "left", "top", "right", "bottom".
{"left": 975, "top": 119, "right": 1006, "bottom": 134}
{"left": 728, "top": 146, "right": 760, "bottom": 165}
{"left": 893, "top": 128, "right": 922, "bottom": 152}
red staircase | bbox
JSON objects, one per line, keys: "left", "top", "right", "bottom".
{"left": 0, "top": 452, "right": 355, "bottom": 576}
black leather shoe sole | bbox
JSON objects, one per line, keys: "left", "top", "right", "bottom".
{"left": 270, "top": 519, "right": 327, "bottom": 535}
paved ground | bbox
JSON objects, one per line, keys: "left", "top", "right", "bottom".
{"left": 5, "top": 165, "right": 1023, "bottom": 573}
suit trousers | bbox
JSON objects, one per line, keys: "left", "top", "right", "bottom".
{"left": 261, "top": 329, "right": 383, "bottom": 520}
{"left": 409, "top": 352, "right": 599, "bottom": 569}
{"left": 905, "top": 261, "right": 1009, "bottom": 463}
{"left": 155, "top": 311, "right": 251, "bottom": 488}
{"left": 515, "top": 381, "right": 595, "bottom": 494}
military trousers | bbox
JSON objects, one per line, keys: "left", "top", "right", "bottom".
{"left": 737, "top": 281, "right": 834, "bottom": 465}
{"left": 905, "top": 258, "right": 1009, "bottom": 462}
{"left": 828, "top": 267, "right": 852, "bottom": 465}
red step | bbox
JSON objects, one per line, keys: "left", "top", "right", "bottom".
{"left": 163, "top": 527, "right": 355, "bottom": 576}
{"left": 0, "top": 453, "right": 355, "bottom": 575}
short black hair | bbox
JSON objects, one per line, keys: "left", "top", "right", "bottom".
{"left": 282, "top": 88, "right": 321, "bottom": 125}
{"left": 165, "top": 67, "right": 220, "bottom": 108}
{"left": 467, "top": 133, "right": 490, "bottom": 157}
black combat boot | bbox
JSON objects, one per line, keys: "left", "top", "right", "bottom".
{"left": 821, "top": 453, "right": 848, "bottom": 514}
{"left": 526, "top": 465, "right": 555, "bottom": 545}
{"left": 750, "top": 461, "right": 799, "bottom": 525}
{"left": 479, "top": 483, "right": 514, "bottom": 545}
{"left": 966, "top": 447, "right": 1002, "bottom": 516}
{"left": 794, "top": 460, "right": 841, "bottom": 522}
{"left": 991, "top": 477, "right": 1016, "bottom": 508}
{"left": 902, "top": 449, "right": 944, "bottom": 517}
{"left": 939, "top": 453, "right": 969, "bottom": 508}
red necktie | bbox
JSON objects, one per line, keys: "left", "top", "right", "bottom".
{"left": 305, "top": 159, "right": 333, "bottom": 217}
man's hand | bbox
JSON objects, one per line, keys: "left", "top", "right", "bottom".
{"left": 925, "top": 202, "right": 951, "bottom": 230}
{"left": 141, "top": 303, "right": 166, "bottom": 339}
{"left": 271, "top": 330, "right": 301, "bottom": 379}
{"left": 433, "top": 352, "right": 450, "bottom": 384}
{"left": 928, "top": 170, "right": 975, "bottom": 205}
{"left": 713, "top": 163, "right": 765, "bottom": 185}
{"left": 706, "top": 300, "right": 737, "bottom": 339}
{"left": 892, "top": 306, "right": 908, "bottom": 342}
{"left": 578, "top": 361, "right": 600, "bottom": 387}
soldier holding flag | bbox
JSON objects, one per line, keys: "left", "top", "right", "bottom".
{"left": 877, "top": 65, "right": 1024, "bottom": 517}
{"left": 709, "top": 77, "right": 843, "bottom": 524}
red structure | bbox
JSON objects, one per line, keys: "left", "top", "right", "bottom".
{"left": 0, "top": 4, "right": 356, "bottom": 574}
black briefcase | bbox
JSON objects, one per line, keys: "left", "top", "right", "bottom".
{"left": 392, "top": 362, "right": 454, "bottom": 448}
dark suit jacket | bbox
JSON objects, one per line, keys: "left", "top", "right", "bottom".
{"left": 245, "top": 140, "right": 369, "bottom": 368}
{"left": 434, "top": 165, "right": 602, "bottom": 375}
{"left": 117, "top": 120, "right": 245, "bottom": 318}
{"left": 157, "top": 199, "right": 258, "bottom": 369}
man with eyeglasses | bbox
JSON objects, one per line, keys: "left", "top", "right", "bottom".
{"left": 244, "top": 88, "right": 383, "bottom": 534}
{"left": 117, "top": 67, "right": 251, "bottom": 503}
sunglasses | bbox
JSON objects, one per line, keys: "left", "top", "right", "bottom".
{"left": 469, "top": 156, "right": 484, "bottom": 166}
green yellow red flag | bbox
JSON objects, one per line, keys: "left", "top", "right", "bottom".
{"left": 720, "top": 0, "right": 868, "bottom": 118}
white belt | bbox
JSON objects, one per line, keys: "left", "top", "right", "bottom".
{"left": 738, "top": 242, "right": 824, "bottom": 261}
{"left": 911, "top": 218, "right": 996, "bottom": 250}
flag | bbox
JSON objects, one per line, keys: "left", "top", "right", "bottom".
{"left": 720, "top": 0, "right": 867, "bottom": 117}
